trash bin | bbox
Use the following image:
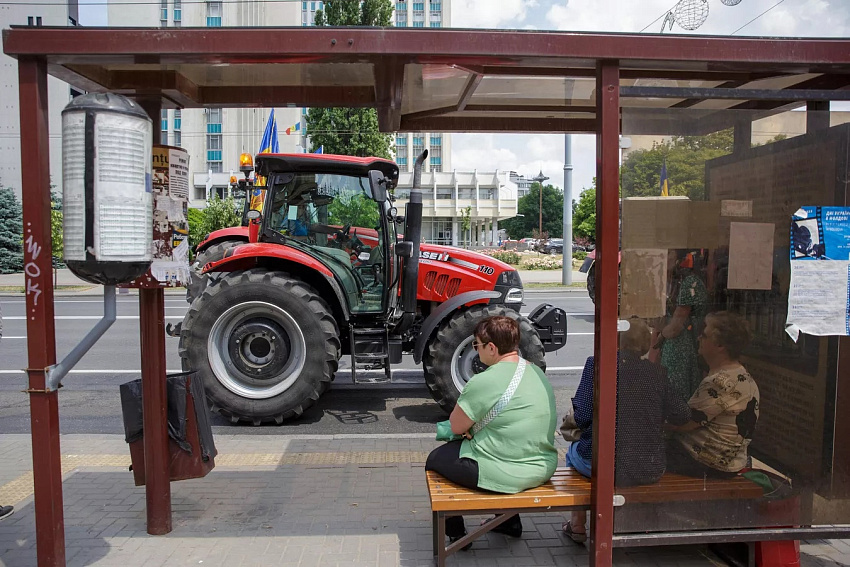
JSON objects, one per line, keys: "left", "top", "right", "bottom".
{"left": 120, "top": 371, "right": 217, "bottom": 486}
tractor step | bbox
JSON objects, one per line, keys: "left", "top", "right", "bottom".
{"left": 349, "top": 326, "right": 393, "bottom": 384}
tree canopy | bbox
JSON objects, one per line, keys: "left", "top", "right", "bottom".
{"left": 188, "top": 196, "right": 242, "bottom": 252}
{"left": 328, "top": 193, "right": 380, "bottom": 229}
{"left": 501, "top": 182, "right": 564, "bottom": 240}
{"left": 572, "top": 187, "right": 596, "bottom": 241}
{"left": 307, "top": 0, "right": 393, "bottom": 158}
{"left": 620, "top": 129, "right": 734, "bottom": 200}
{"left": 0, "top": 188, "right": 23, "bottom": 273}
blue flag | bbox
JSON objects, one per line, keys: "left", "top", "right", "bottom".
{"left": 315, "top": 145, "right": 324, "bottom": 154}
{"left": 660, "top": 160, "right": 669, "bottom": 196}
{"left": 258, "top": 109, "right": 279, "bottom": 154}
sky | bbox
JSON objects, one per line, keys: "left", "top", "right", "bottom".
{"left": 78, "top": 0, "right": 850, "bottom": 194}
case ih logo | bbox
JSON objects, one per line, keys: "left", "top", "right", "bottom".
{"left": 421, "top": 251, "right": 450, "bottom": 261}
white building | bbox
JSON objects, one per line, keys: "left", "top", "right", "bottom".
{"left": 394, "top": 169, "right": 517, "bottom": 247}
{"left": 106, "top": 0, "right": 304, "bottom": 209}
{"left": 0, "top": 0, "right": 78, "bottom": 198}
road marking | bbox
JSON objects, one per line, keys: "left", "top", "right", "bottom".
{"left": 3, "top": 315, "right": 183, "bottom": 320}
{"left": 0, "top": 369, "right": 184, "bottom": 374}
{"left": 568, "top": 332, "right": 594, "bottom": 335}
{"left": 0, "top": 336, "right": 26, "bottom": 339}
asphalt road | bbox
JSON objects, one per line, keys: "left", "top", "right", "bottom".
{"left": 0, "top": 290, "right": 594, "bottom": 435}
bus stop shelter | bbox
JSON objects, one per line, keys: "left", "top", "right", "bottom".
{"left": 4, "top": 24, "right": 850, "bottom": 567}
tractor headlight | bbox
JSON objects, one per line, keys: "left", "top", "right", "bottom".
{"left": 505, "top": 287, "right": 524, "bottom": 303}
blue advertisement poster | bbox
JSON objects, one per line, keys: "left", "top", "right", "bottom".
{"left": 786, "top": 207, "right": 850, "bottom": 341}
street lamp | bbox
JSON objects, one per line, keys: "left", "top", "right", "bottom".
{"left": 533, "top": 170, "right": 550, "bottom": 239}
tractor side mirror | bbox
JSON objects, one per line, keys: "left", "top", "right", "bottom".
{"left": 368, "top": 170, "right": 389, "bottom": 203}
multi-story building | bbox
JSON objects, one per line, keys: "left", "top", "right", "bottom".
{"left": 509, "top": 171, "right": 534, "bottom": 198}
{"left": 394, "top": 170, "right": 517, "bottom": 247}
{"left": 107, "top": 0, "right": 304, "bottom": 208}
{"left": 0, "top": 0, "right": 79, "bottom": 198}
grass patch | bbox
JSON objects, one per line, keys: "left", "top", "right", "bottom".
{"left": 524, "top": 282, "right": 587, "bottom": 289}
{"left": 0, "top": 285, "right": 96, "bottom": 293}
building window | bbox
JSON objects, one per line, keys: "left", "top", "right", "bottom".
{"left": 174, "top": 109, "right": 181, "bottom": 131}
{"left": 413, "top": 140, "right": 424, "bottom": 158}
{"left": 413, "top": 136, "right": 424, "bottom": 146}
{"left": 207, "top": 108, "right": 223, "bottom": 173}
{"left": 206, "top": 1, "right": 222, "bottom": 27}
{"left": 429, "top": 21, "right": 441, "bottom": 27}
{"left": 396, "top": 9, "right": 407, "bottom": 26}
{"left": 430, "top": 1, "right": 441, "bottom": 10}
{"left": 396, "top": 146, "right": 408, "bottom": 163}
{"left": 396, "top": 135, "right": 407, "bottom": 146}
{"left": 432, "top": 164, "right": 442, "bottom": 172}
{"left": 397, "top": 157, "right": 408, "bottom": 166}
{"left": 174, "top": 0, "right": 181, "bottom": 24}
{"left": 161, "top": 109, "right": 168, "bottom": 132}
{"left": 174, "top": 131, "right": 182, "bottom": 147}
{"left": 458, "top": 188, "right": 474, "bottom": 199}
{"left": 161, "top": 131, "right": 168, "bottom": 144}
{"left": 413, "top": 2, "right": 424, "bottom": 9}
{"left": 430, "top": 136, "right": 441, "bottom": 146}
{"left": 160, "top": 0, "right": 167, "bottom": 26}
{"left": 436, "top": 187, "right": 452, "bottom": 199}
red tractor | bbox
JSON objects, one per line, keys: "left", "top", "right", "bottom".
{"left": 179, "top": 151, "right": 566, "bottom": 424}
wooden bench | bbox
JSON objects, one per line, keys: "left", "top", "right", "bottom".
{"left": 426, "top": 467, "right": 764, "bottom": 566}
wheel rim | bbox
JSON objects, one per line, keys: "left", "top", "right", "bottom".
{"left": 207, "top": 301, "right": 306, "bottom": 400}
{"left": 449, "top": 336, "right": 488, "bottom": 393}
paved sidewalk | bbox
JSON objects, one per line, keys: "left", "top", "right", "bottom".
{"left": 1, "top": 433, "right": 848, "bottom": 567}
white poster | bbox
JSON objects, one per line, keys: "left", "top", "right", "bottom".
{"left": 785, "top": 206, "right": 850, "bottom": 342}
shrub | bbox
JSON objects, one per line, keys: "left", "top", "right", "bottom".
{"left": 488, "top": 250, "right": 521, "bottom": 265}
{"left": 573, "top": 250, "right": 587, "bottom": 261}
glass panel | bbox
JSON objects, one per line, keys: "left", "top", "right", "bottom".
{"left": 266, "top": 173, "right": 386, "bottom": 313}
{"left": 609, "top": 106, "right": 850, "bottom": 536}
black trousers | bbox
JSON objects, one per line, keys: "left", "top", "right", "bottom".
{"left": 425, "top": 440, "right": 522, "bottom": 537}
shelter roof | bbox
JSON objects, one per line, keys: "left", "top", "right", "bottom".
{"left": 4, "top": 26, "right": 850, "bottom": 134}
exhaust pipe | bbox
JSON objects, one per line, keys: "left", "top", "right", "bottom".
{"left": 402, "top": 150, "right": 428, "bottom": 314}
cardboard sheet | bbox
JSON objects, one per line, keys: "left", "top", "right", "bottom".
{"left": 727, "top": 222, "right": 775, "bottom": 290}
{"left": 619, "top": 248, "right": 668, "bottom": 319}
{"left": 622, "top": 197, "right": 719, "bottom": 250}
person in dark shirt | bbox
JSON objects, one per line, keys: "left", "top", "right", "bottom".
{"left": 562, "top": 319, "right": 690, "bottom": 543}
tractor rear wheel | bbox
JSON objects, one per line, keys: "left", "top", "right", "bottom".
{"left": 178, "top": 269, "right": 340, "bottom": 425}
{"left": 186, "top": 240, "right": 242, "bottom": 304}
{"left": 422, "top": 305, "right": 546, "bottom": 414}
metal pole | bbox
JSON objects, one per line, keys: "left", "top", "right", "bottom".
{"left": 139, "top": 287, "right": 172, "bottom": 534}
{"left": 590, "top": 59, "right": 619, "bottom": 567}
{"left": 19, "top": 56, "right": 66, "bottom": 567}
{"left": 562, "top": 134, "right": 573, "bottom": 285}
{"left": 137, "top": 98, "right": 172, "bottom": 535}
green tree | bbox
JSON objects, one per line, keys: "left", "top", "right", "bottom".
{"left": 188, "top": 196, "right": 242, "bottom": 251}
{"left": 572, "top": 187, "right": 596, "bottom": 241}
{"left": 50, "top": 190, "right": 63, "bottom": 264}
{"left": 500, "top": 182, "right": 564, "bottom": 239}
{"left": 620, "top": 129, "right": 734, "bottom": 201}
{"left": 459, "top": 206, "right": 471, "bottom": 245}
{"left": 307, "top": 0, "right": 393, "bottom": 158}
{"left": 328, "top": 193, "right": 380, "bottom": 229}
{"left": 0, "top": 188, "right": 23, "bottom": 274}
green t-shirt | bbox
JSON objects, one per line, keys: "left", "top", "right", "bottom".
{"left": 457, "top": 360, "right": 558, "bottom": 493}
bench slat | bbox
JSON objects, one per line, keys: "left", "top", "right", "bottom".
{"left": 427, "top": 468, "right": 763, "bottom": 512}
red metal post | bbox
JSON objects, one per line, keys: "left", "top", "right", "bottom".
{"left": 136, "top": 98, "right": 172, "bottom": 535}
{"left": 590, "top": 59, "right": 620, "bottom": 567}
{"left": 18, "top": 56, "right": 66, "bottom": 567}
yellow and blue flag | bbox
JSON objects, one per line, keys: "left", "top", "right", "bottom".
{"left": 659, "top": 160, "right": 669, "bottom": 197}
{"left": 252, "top": 110, "right": 279, "bottom": 210}
{"left": 258, "top": 109, "right": 280, "bottom": 154}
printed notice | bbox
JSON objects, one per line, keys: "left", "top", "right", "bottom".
{"left": 785, "top": 206, "right": 850, "bottom": 341}
{"left": 728, "top": 222, "right": 774, "bottom": 290}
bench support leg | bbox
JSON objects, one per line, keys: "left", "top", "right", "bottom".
{"left": 436, "top": 512, "right": 447, "bottom": 567}
{"left": 433, "top": 511, "right": 439, "bottom": 557}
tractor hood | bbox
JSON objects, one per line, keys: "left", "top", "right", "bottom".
{"left": 415, "top": 244, "right": 524, "bottom": 305}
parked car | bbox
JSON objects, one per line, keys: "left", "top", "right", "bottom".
{"left": 542, "top": 238, "right": 564, "bottom": 255}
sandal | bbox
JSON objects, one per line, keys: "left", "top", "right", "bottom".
{"left": 562, "top": 521, "right": 587, "bottom": 544}
{"left": 480, "top": 515, "right": 523, "bottom": 538}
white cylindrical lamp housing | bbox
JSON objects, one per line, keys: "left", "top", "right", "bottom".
{"left": 62, "top": 93, "right": 153, "bottom": 285}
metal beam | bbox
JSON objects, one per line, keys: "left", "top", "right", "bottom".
{"left": 621, "top": 85, "right": 850, "bottom": 101}
{"left": 399, "top": 115, "right": 597, "bottom": 133}
{"left": 19, "top": 55, "right": 65, "bottom": 567}
{"left": 591, "top": 59, "right": 619, "bottom": 567}
{"left": 199, "top": 85, "right": 376, "bottom": 107}
{"left": 374, "top": 57, "right": 405, "bottom": 132}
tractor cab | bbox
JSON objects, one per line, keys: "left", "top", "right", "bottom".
{"left": 258, "top": 166, "right": 396, "bottom": 315}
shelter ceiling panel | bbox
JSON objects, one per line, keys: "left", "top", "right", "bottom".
{"left": 161, "top": 63, "right": 375, "bottom": 87}
{"left": 469, "top": 76, "right": 596, "bottom": 107}
{"left": 401, "top": 64, "right": 472, "bottom": 114}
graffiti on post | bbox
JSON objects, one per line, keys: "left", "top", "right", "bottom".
{"left": 25, "top": 233, "right": 42, "bottom": 306}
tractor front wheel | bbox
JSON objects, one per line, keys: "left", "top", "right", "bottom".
{"left": 186, "top": 240, "right": 242, "bottom": 304}
{"left": 178, "top": 269, "right": 340, "bottom": 425}
{"left": 422, "top": 305, "right": 546, "bottom": 414}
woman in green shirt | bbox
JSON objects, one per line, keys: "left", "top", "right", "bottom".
{"left": 425, "top": 315, "right": 558, "bottom": 547}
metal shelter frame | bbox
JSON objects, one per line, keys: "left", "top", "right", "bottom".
{"left": 4, "top": 25, "right": 850, "bottom": 567}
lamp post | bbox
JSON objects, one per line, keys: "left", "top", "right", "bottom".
{"left": 533, "top": 170, "right": 549, "bottom": 239}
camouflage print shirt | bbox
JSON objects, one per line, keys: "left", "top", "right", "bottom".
{"left": 674, "top": 364, "right": 760, "bottom": 473}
